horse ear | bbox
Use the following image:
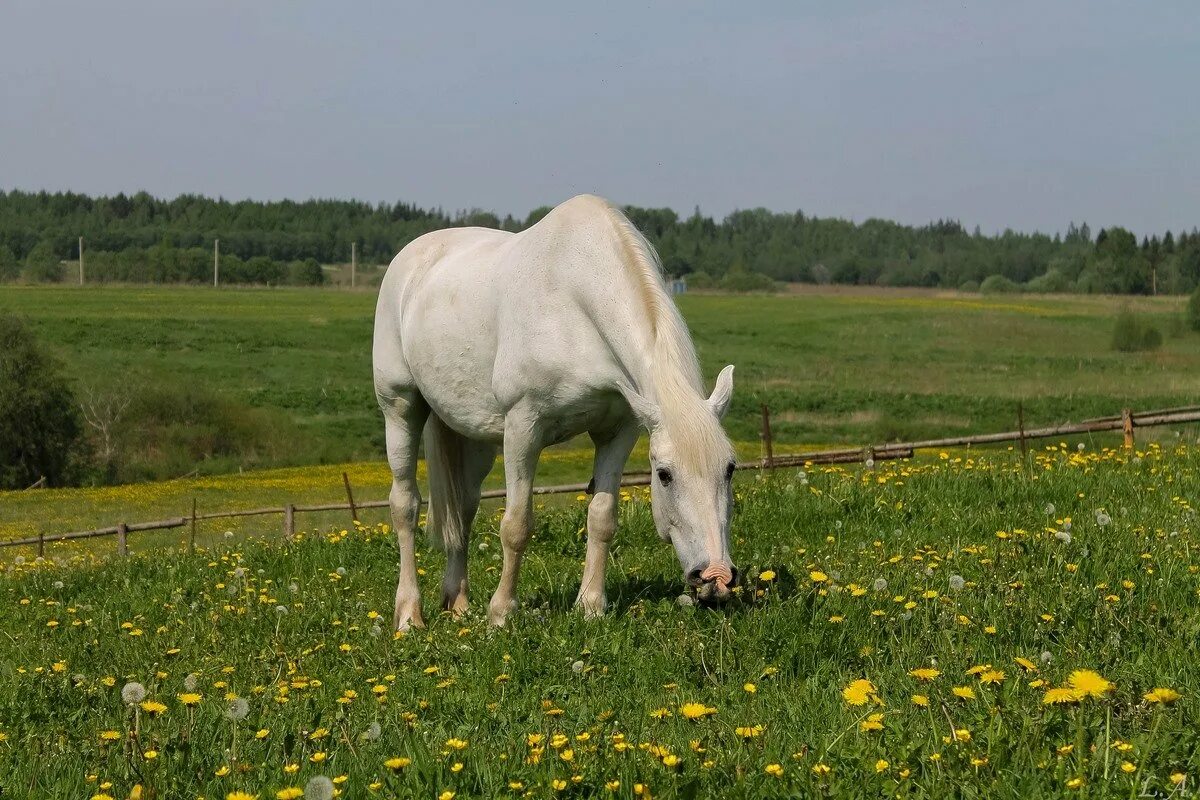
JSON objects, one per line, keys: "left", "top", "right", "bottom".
{"left": 621, "top": 385, "right": 661, "bottom": 431}
{"left": 708, "top": 365, "right": 735, "bottom": 419}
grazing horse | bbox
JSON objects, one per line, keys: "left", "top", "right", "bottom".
{"left": 373, "top": 194, "right": 739, "bottom": 629}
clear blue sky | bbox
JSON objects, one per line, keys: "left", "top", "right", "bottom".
{"left": 2, "top": 1, "right": 1197, "bottom": 235}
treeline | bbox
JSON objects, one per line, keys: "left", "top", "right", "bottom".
{"left": 2, "top": 189, "right": 1198, "bottom": 293}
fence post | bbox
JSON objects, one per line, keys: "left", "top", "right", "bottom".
{"left": 190, "top": 498, "right": 197, "bottom": 554}
{"left": 117, "top": 523, "right": 128, "bottom": 557}
{"left": 343, "top": 472, "right": 359, "bottom": 523}
{"left": 1122, "top": 408, "right": 1134, "bottom": 450}
{"left": 760, "top": 404, "right": 774, "bottom": 468}
{"left": 38, "top": 529, "right": 45, "bottom": 559}
{"left": 1017, "top": 402, "right": 1028, "bottom": 466}
{"left": 284, "top": 504, "right": 295, "bottom": 541}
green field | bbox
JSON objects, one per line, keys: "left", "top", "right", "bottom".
{"left": 1, "top": 285, "right": 1197, "bottom": 480}
{"left": 2, "top": 444, "right": 1197, "bottom": 798}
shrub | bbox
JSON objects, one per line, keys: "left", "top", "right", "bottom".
{"left": 1188, "top": 286, "right": 1200, "bottom": 332}
{"left": 719, "top": 269, "right": 778, "bottom": 293}
{"left": 687, "top": 271, "right": 715, "bottom": 289}
{"left": 958, "top": 280, "right": 980, "bottom": 293}
{"left": 1111, "top": 308, "right": 1162, "bottom": 353}
{"left": 980, "top": 275, "right": 1020, "bottom": 295}
{"left": 0, "top": 315, "right": 87, "bottom": 488}
{"left": 1025, "top": 268, "right": 1071, "bottom": 294}
{"left": 22, "top": 241, "right": 64, "bottom": 283}
{"left": 288, "top": 258, "right": 325, "bottom": 286}
{"left": 0, "top": 244, "right": 18, "bottom": 282}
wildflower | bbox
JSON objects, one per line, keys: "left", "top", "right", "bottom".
{"left": 276, "top": 790, "right": 303, "bottom": 800}
{"left": 143, "top": 750, "right": 158, "bottom": 760}
{"left": 810, "top": 570, "right": 828, "bottom": 584}
{"left": 1143, "top": 687, "right": 1181, "bottom": 705}
{"left": 842, "top": 678, "right": 879, "bottom": 706}
{"left": 649, "top": 707, "right": 672, "bottom": 719}
{"left": 811, "top": 763, "right": 831, "bottom": 776}
{"left": 255, "top": 728, "right": 269, "bottom": 739}
{"left": 952, "top": 686, "right": 975, "bottom": 700}
{"left": 1043, "top": 687, "right": 1081, "bottom": 705}
{"left": 140, "top": 700, "right": 167, "bottom": 715}
{"left": 1171, "top": 773, "right": 1186, "bottom": 786}
{"left": 860, "top": 713, "right": 884, "bottom": 732}
{"left": 122, "top": 682, "right": 146, "bottom": 705}
{"left": 1121, "top": 761, "right": 1137, "bottom": 773}
{"left": 735, "top": 725, "right": 763, "bottom": 738}
{"left": 384, "top": 757, "right": 411, "bottom": 770}
{"left": 875, "top": 759, "right": 889, "bottom": 772}
{"left": 979, "top": 670, "right": 1005, "bottom": 685}
{"left": 226, "top": 793, "right": 257, "bottom": 800}
{"left": 184, "top": 673, "right": 199, "bottom": 692}
{"left": 364, "top": 722, "right": 382, "bottom": 740}
{"left": 909, "top": 668, "right": 940, "bottom": 681}
{"left": 765, "top": 763, "right": 784, "bottom": 777}
{"left": 1015, "top": 657, "right": 1038, "bottom": 672}
{"left": 216, "top": 765, "right": 231, "bottom": 776}
{"left": 99, "top": 730, "right": 121, "bottom": 742}
{"left": 1095, "top": 511, "right": 1111, "bottom": 527}
{"left": 872, "top": 578, "right": 888, "bottom": 592}
{"left": 759, "top": 570, "right": 776, "bottom": 582}
{"left": 679, "top": 702, "right": 716, "bottom": 719}
{"left": 911, "top": 694, "right": 929, "bottom": 707}
{"left": 310, "top": 752, "right": 326, "bottom": 763}
{"left": 304, "top": 776, "right": 334, "bottom": 800}
{"left": 1054, "top": 531, "right": 1072, "bottom": 544}
{"left": 178, "top": 692, "right": 202, "bottom": 706}
{"left": 445, "top": 737, "right": 468, "bottom": 750}
{"left": 1066, "top": 777, "right": 1084, "bottom": 789}
{"left": 743, "top": 683, "right": 756, "bottom": 693}
{"left": 949, "top": 575, "right": 965, "bottom": 591}
{"left": 1067, "top": 669, "right": 1113, "bottom": 699}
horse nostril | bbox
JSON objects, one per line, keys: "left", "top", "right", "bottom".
{"left": 686, "top": 568, "right": 705, "bottom": 587}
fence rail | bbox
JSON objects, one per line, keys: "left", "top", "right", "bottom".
{"left": 6, "top": 405, "right": 1200, "bottom": 555}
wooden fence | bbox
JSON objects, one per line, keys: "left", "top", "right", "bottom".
{"left": 6, "top": 405, "right": 1200, "bottom": 557}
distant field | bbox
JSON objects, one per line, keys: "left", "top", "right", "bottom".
{"left": 1, "top": 285, "right": 1197, "bottom": 479}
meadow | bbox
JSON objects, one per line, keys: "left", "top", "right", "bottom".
{"left": 2, "top": 442, "right": 1198, "bottom": 799}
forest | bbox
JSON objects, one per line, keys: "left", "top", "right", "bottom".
{"left": 1, "top": 188, "right": 1197, "bottom": 293}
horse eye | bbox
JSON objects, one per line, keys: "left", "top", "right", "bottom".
{"left": 725, "top": 462, "right": 736, "bottom": 481}
{"left": 656, "top": 468, "right": 673, "bottom": 486}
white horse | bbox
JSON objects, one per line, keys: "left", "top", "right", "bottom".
{"left": 373, "top": 194, "right": 739, "bottom": 630}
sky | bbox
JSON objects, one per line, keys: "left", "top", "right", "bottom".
{"left": 2, "top": 1, "right": 1197, "bottom": 236}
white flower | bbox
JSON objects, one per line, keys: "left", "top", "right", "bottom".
{"left": 232, "top": 567, "right": 246, "bottom": 579}
{"left": 872, "top": 578, "right": 888, "bottom": 592}
{"left": 226, "top": 698, "right": 250, "bottom": 721}
{"left": 1076, "top": 443, "right": 1085, "bottom": 452}
{"left": 1039, "top": 650, "right": 1053, "bottom": 664}
{"left": 275, "top": 605, "right": 288, "bottom": 614}
{"left": 305, "top": 775, "right": 335, "bottom": 800}
{"left": 1054, "top": 531, "right": 1072, "bottom": 544}
{"left": 365, "top": 722, "right": 382, "bottom": 741}
{"left": 1095, "top": 511, "right": 1111, "bottom": 527}
{"left": 122, "top": 681, "right": 146, "bottom": 705}
{"left": 1043, "top": 503, "right": 1056, "bottom": 516}
{"left": 53, "top": 580, "right": 64, "bottom": 589}
{"left": 865, "top": 458, "right": 875, "bottom": 469}
{"left": 949, "top": 575, "right": 965, "bottom": 591}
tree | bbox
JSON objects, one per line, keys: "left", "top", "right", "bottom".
{"left": 22, "top": 240, "right": 63, "bottom": 282}
{"left": 0, "top": 315, "right": 87, "bottom": 488}
{"left": 1188, "top": 286, "right": 1200, "bottom": 332}
{"left": 0, "top": 244, "right": 18, "bottom": 282}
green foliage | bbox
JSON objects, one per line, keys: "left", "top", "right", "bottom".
{"left": 22, "top": 240, "right": 64, "bottom": 283}
{"left": 0, "top": 315, "right": 86, "bottom": 488}
{"left": 0, "top": 244, "right": 18, "bottom": 282}
{"left": 1024, "top": 267, "right": 1071, "bottom": 293}
{"left": 1111, "top": 308, "right": 1163, "bottom": 352}
{"left": 288, "top": 258, "right": 325, "bottom": 286}
{"left": 717, "top": 268, "right": 777, "bottom": 293}
{"left": 980, "top": 274, "right": 1020, "bottom": 294}
{"left": 2, "top": 190, "right": 1197, "bottom": 293}
{"left": 957, "top": 280, "right": 980, "bottom": 293}
{"left": 1189, "top": 286, "right": 1200, "bottom": 332}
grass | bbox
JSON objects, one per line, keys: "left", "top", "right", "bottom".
{"left": 2, "top": 442, "right": 1198, "bottom": 798}
{"left": 1, "top": 285, "right": 1197, "bottom": 483}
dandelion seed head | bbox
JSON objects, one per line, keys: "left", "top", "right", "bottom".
{"left": 365, "top": 722, "right": 382, "bottom": 741}
{"left": 1054, "top": 531, "right": 1072, "bottom": 544}
{"left": 184, "top": 673, "right": 198, "bottom": 692}
{"left": 336, "top": 567, "right": 347, "bottom": 576}
{"left": 1044, "top": 503, "right": 1056, "bottom": 516}
{"left": 873, "top": 578, "right": 888, "bottom": 592}
{"left": 276, "top": 605, "right": 288, "bottom": 614}
{"left": 571, "top": 660, "right": 585, "bottom": 674}
{"left": 289, "top": 583, "right": 299, "bottom": 593}
{"left": 1040, "top": 651, "right": 1053, "bottom": 664}
{"left": 122, "top": 682, "right": 146, "bottom": 705}
{"left": 305, "top": 775, "right": 334, "bottom": 800}
{"left": 226, "top": 698, "right": 250, "bottom": 721}
{"left": 1095, "top": 511, "right": 1112, "bottom": 527}
{"left": 52, "top": 580, "right": 64, "bottom": 589}
{"left": 949, "top": 575, "right": 965, "bottom": 591}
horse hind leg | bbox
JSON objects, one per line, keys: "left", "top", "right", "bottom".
{"left": 381, "top": 388, "right": 430, "bottom": 631}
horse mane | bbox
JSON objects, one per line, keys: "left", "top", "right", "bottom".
{"left": 603, "top": 201, "right": 734, "bottom": 473}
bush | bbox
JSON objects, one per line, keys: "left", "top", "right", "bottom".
{"left": 980, "top": 274, "right": 1020, "bottom": 295}
{"left": 1111, "top": 308, "right": 1163, "bottom": 353}
{"left": 686, "top": 271, "right": 715, "bottom": 289}
{"left": 0, "top": 315, "right": 87, "bottom": 488}
{"left": 1025, "top": 268, "right": 1071, "bottom": 294}
{"left": 1188, "top": 287, "right": 1200, "bottom": 332}
{"left": 22, "top": 241, "right": 64, "bottom": 283}
{"left": 958, "top": 280, "right": 980, "bottom": 293}
{"left": 719, "top": 269, "right": 778, "bottom": 293}
{"left": 288, "top": 258, "right": 325, "bottom": 286}
{"left": 0, "top": 244, "right": 18, "bottom": 282}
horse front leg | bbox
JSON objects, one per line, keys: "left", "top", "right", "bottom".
{"left": 488, "top": 406, "right": 543, "bottom": 627}
{"left": 576, "top": 423, "right": 640, "bottom": 618}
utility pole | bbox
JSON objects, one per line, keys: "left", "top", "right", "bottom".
{"left": 78, "top": 236, "right": 84, "bottom": 285}
{"left": 351, "top": 241, "right": 357, "bottom": 289}
{"left": 213, "top": 239, "right": 220, "bottom": 287}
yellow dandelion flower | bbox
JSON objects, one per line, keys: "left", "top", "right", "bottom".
{"left": 735, "top": 725, "right": 763, "bottom": 738}
{"left": 1143, "top": 687, "right": 1181, "bottom": 705}
{"left": 952, "top": 686, "right": 975, "bottom": 700}
{"left": 385, "top": 757, "right": 411, "bottom": 770}
{"left": 859, "top": 713, "right": 884, "bottom": 732}
{"left": 679, "top": 702, "right": 715, "bottom": 719}
{"left": 979, "top": 670, "right": 1005, "bottom": 685}
{"left": 842, "top": 678, "right": 878, "bottom": 706}
{"left": 810, "top": 570, "right": 828, "bottom": 584}
{"left": 1120, "top": 761, "right": 1137, "bottom": 773}
{"left": 1014, "top": 657, "right": 1038, "bottom": 672}
{"left": 812, "top": 763, "right": 831, "bottom": 776}
{"left": 649, "top": 707, "right": 672, "bottom": 719}
{"left": 275, "top": 790, "right": 303, "bottom": 800}
{"left": 1067, "top": 670, "right": 1113, "bottom": 699}
{"left": 759, "top": 570, "right": 776, "bottom": 581}
{"left": 875, "top": 759, "right": 889, "bottom": 772}
{"left": 1043, "top": 687, "right": 1082, "bottom": 705}
{"left": 1066, "top": 777, "right": 1084, "bottom": 789}
{"left": 909, "top": 668, "right": 940, "bottom": 681}
{"left": 445, "top": 737, "right": 468, "bottom": 750}
{"left": 226, "top": 793, "right": 258, "bottom": 800}
{"left": 765, "top": 763, "right": 784, "bottom": 777}
{"left": 911, "top": 694, "right": 929, "bottom": 707}
{"left": 178, "top": 692, "right": 202, "bottom": 706}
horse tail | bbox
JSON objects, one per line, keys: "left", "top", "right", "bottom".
{"left": 422, "top": 414, "right": 467, "bottom": 554}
